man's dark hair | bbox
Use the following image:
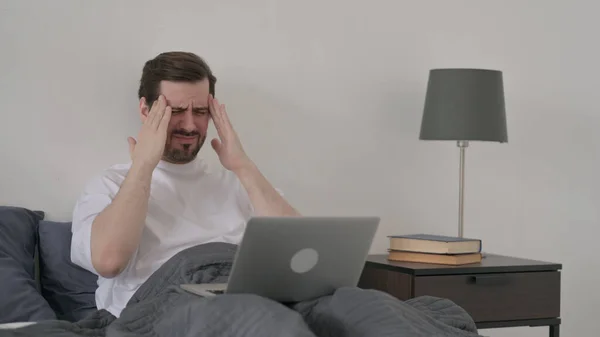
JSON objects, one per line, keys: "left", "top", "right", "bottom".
{"left": 137, "top": 51, "right": 217, "bottom": 105}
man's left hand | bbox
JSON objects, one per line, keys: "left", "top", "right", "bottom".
{"left": 208, "top": 95, "right": 252, "bottom": 172}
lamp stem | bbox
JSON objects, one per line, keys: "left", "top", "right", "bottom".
{"left": 457, "top": 140, "right": 469, "bottom": 238}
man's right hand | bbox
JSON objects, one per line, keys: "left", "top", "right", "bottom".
{"left": 89, "top": 95, "right": 171, "bottom": 278}
{"left": 128, "top": 95, "right": 172, "bottom": 169}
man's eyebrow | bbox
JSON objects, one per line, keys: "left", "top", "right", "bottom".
{"left": 168, "top": 105, "right": 209, "bottom": 111}
{"left": 169, "top": 104, "right": 187, "bottom": 110}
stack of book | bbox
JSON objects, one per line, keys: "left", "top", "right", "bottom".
{"left": 387, "top": 234, "right": 483, "bottom": 265}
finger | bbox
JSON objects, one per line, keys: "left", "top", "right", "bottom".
{"left": 211, "top": 115, "right": 225, "bottom": 141}
{"left": 207, "top": 94, "right": 214, "bottom": 111}
{"left": 220, "top": 104, "right": 233, "bottom": 127}
{"left": 216, "top": 103, "right": 235, "bottom": 139}
{"left": 211, "top": 97, "right": 221, "bottom": 115}
{"left": 214, "top": 104, "right": 229, "bottom": 138}
{"left": 211, "top": 138, "right": 222, "bottom": 154}
{"left": 151, "top": 95, "right": 167, "bottom": 129}
{"left": 158, "top": 106, "right": 172, "bottom": 132}
{"left": 145, "top": 97, "right": 160, "bottom": 126}
{"left": 127, "top": 137, "right": 136, "bottom": 156}
{"left": 209, "top": 96, "right": 220, "bottom": 120}
{"left": 210, "top": 98, "right": 226, "bottom": 138}
{"left": 213, "top": 100, "right": 229, "bottom": 128}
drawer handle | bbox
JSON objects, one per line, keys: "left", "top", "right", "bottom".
{"left": 469, "top": 275, "right": 510, "bottom": 286}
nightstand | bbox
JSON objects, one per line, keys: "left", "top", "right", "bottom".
{"left": 358, "top": 254, "right": 562, "bottom": 337}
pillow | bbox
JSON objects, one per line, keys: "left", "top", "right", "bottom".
{"left": 0, "top": 206, "right": 56, "bottom": 323}
{"left": 38, "top": 220, "right": 98, "bottom": 322}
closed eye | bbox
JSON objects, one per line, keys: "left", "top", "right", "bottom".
{"left": 169, "top": 107, "right": 209, "bottom": 115}
{"left": 193, "top": 108, "right": 209, "bottom": 115}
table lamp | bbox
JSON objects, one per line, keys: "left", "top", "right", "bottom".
{"left": 419, "top": 68, "right": 507, "bottom": 238}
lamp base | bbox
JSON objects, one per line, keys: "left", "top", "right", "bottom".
{"left": 457, "top": 140, "right": 468, "bottom": 238}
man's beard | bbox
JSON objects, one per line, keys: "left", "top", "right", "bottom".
{"left": 162, "top": 132, "right": 205, "bottom": 164}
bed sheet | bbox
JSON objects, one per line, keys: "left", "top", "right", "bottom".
{"left": 0, "top": 322, "right": 36, "bottom": 330}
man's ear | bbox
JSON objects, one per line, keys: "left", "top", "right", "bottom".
{"left": 139, "top": 97, "right": 150, "bottom": 122}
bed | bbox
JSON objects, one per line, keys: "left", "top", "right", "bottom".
{"left": 0, "top": 206, "right": 483, "bottom": 336}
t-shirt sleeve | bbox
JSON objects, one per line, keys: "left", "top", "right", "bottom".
{"left": 70, "top": 174, "right": 119, "bottom": 275}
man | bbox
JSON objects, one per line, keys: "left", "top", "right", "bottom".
{"left": 70, "top": 51, "right": 299, "bottom": 318}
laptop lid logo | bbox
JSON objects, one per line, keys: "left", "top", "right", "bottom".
{"left": 290, "top": 248, "right": 319, "bottom": 274}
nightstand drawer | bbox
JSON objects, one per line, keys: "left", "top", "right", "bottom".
{"left": 413, "top": 271, "right": 560, "bottom": 322}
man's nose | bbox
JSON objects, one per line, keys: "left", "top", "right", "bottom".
{"left": 181, "top": 110, "right": 196, "bottom": 131}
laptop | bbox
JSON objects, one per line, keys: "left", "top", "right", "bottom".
{"left": 180, "top": 216, "right": 379, "bottom": 303}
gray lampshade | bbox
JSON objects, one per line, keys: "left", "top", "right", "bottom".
{"left": 419, "top": 68, "right": 508, "bottom": 142}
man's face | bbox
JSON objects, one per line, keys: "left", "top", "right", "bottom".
{"left": 141, "top": 79, "right": 211, "bottom": 164}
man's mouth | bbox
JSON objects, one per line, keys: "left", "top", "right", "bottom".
{"left": 172, "top": 134, "right": 198, "bottom": 144}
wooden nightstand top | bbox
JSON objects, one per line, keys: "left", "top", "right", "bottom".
{"left": 366, "top": 253, "right": 562, "bottom": 276}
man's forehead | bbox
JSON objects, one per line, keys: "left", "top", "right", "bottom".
{"left": 159, "top": 80, "right": 210, "bottom": 107}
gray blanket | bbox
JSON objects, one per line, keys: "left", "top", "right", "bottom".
{"left": 1, "top": 243, "right": 484, "bottom": 337}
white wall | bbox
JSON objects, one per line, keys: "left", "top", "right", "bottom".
{"left": 1, "top": 0, "right": 598, "bottom": 335}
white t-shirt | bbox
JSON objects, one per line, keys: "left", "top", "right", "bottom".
{"left": 70, "top": 158, "right": 254, "bottom": 317}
